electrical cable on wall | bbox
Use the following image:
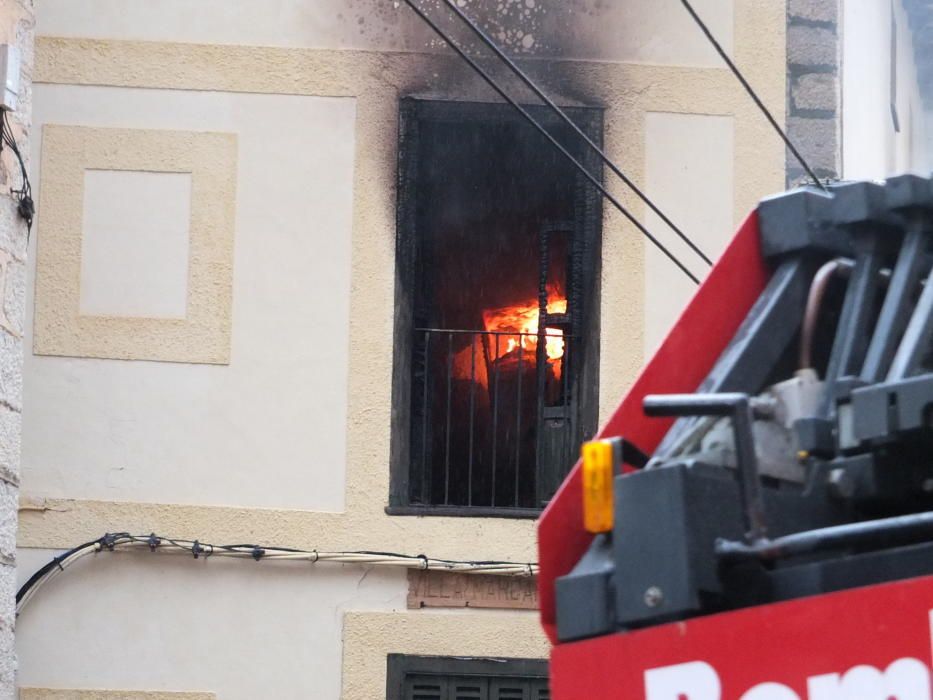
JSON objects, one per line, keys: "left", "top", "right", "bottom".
{"left": 16, "top": 532, "right": 539, "bottom": 614}
{"left": 0, "top": 109, "right": 33, "bottom": 234}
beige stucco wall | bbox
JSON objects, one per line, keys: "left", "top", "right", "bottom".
{"left": 33, "top": 0, "right": 735, "bottom": 66}
{"left": 25, "top": 87, "right": 355, "bottom": 512}
{"left": 16, "top": 548, "right": 407, "bottom": 699}
{"left": 17, "top": 35, "right": 785, "bottom": 557}
{"left": 15, "top": 1, "right": 787, "bottom": 697}
{"left": 642, "top": 112, "right": 736, "bottom": 355}
{"left": 343, "top": 610, "right": 550, "bottom": 699}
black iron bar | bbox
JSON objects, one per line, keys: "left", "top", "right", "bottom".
{"left": 492, "top": 334, "right": 500, "bottom": 506}
{"left": 716, "top": 510, "right": 933, "bottom": 562}
{"left": 534, "top": 344, "right": 546, "bottom": 508}
{"left": 445, "top": 332, "right": 453, "bottom": 505}
{"left": 563, "top": 337, "right": 571, "bottom": 480}
{"left": 468, "top": 336, "right": 476, "bottom": 506}
{"left": 644, "top": 392, "right": 768, "bottom": 542}
{"left": 535, "top": 228, "right": 549, "bottom": 507}
{"left": 680, "top": 0, "right": 827, "bottom": 192}
{"left": 421, "top": 330, "right": 430, "bottom": 504}
{"left": 401, "top": 0, "right": 701, "bottom": 286}
{"left": 515, "top": 334, "right": 524, "bottom": 507}
{"left": 440, "top": 0, "right": 712, "bottom": 267}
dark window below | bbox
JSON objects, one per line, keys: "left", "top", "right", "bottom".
{"left": 386, "top": 654, "right": 550, "bottom": 700}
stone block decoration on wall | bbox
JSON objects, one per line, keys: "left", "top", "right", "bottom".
{"left": 0, "top": 0, "right": 35, "bottom": 695}
{"left": 786, "top": 0, "right": 840, "bottom": 186}
{"left": 34, "top": 125, "right": 237, "bottom": 364}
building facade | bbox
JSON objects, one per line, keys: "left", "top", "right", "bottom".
{"left": 6, "top": 0, "right": 929, "bottom": 698}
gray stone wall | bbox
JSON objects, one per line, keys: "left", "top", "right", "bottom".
{"left": 786, "top": 0, "right": 841, "bottom": 187}
{"left": 0, "top": 0, "right": 33, "bottom": 696}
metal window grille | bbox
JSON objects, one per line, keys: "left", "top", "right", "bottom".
{"left": 389, "top": 98, "right": 603, "bottom": 516}
{"left": 387, "top": 655, "right": 549, "bottom": 700}
{"left": 410, "top": 220, "right": 579, "bottom": 510}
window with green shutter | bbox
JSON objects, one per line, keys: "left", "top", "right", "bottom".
{"left": 387, "top": 655, "right": 549, "bottom": 700}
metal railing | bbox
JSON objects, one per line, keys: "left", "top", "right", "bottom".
{"left": 411, "top": 327, "right": 575, "bottom": 510}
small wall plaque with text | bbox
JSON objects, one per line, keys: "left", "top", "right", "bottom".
{"left": 407, "top": 570, "right": 539, "bottom": 610}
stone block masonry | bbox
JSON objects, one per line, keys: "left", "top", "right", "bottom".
{"left": 786, "top": 0, "right": 840, "bottom": 187}
{"left": 0, "top": 0, "right": 34, "bottom": 696}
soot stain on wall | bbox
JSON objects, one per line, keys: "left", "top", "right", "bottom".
{"left": 336, "top": 0, "right": 613, "bottom": 57}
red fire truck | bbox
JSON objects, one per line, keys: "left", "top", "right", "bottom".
{"left": 539, "top": 177, "right": 933, "bottom": 699}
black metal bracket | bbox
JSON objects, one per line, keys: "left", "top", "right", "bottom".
{"left": 601, "top": 435, "right": 650, "bottom": 471}
{"left": 851, "top": 373, "right": 933, "bottom": 443}
{"left": 644, "top": 393, "right": 767, "bottom": 542}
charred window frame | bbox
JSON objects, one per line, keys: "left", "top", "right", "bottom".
{"left": 386, "top": 654, "right": 550, "bottom": 700}
{"left": 388, "top": 98, "right": 603, "bottom": 518}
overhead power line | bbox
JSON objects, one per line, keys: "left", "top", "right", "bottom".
{"left": 679, "top": 0, "right": 828, "bottom": 192}
{"left": 440, "top": 0, "right": 713, "bottom": 268}
{"left": 402, "top": 0, "right": 702, "bottom": 285}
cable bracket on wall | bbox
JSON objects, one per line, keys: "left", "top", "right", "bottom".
{"left": 0, "top": 109, "right": 33, "bottom": 235}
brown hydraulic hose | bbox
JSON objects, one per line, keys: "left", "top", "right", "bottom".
{"left": 800, "top": 258, "right": 855, "bottom": 371}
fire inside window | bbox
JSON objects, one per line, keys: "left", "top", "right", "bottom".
{"left": 389, "top": 98, "right": 603, "bottom": 514}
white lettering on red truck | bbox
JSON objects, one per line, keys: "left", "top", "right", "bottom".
{"left": 645, "top": 657, "right": 932, "bottom": 700}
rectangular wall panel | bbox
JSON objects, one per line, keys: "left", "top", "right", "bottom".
{"left": 24, "top": 85, "right": 356, "bottom": 510}
{"left": 643, "top": 112, "right": 735, "bottom": 356}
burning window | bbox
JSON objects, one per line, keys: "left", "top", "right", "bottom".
{"left": 390, "top": 98, "right": 602, "bottom": 514}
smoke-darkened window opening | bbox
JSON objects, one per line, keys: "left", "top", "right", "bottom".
{"left": 388, "top": 97, "right": 603, "bottom": 517}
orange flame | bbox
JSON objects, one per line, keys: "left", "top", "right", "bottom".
{"left": 482, "top": 298, "right": 567, "bottom": 364}
{"left": 449, "top": 292, "right": 567, "bottom": 387}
